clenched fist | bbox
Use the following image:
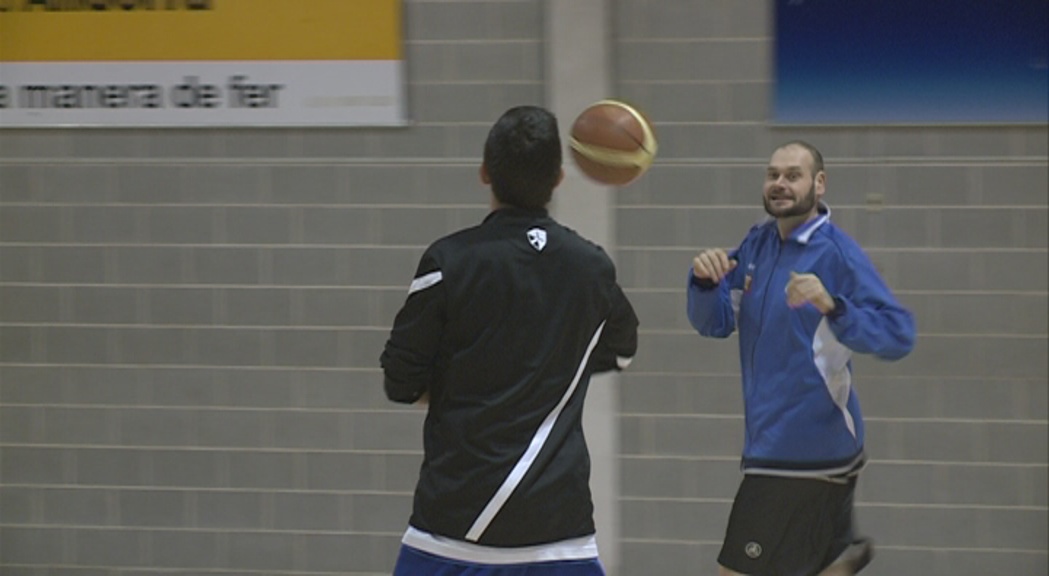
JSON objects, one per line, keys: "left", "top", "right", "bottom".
{"left": 786, "top": 271, "right": 836, "bottom": 315}
{"left": 692, "top": 249, "right": 737, "bottom": 284}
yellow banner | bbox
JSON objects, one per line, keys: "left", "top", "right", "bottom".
{"left": 0, "top": 0, "right": 402, "bottom": 62}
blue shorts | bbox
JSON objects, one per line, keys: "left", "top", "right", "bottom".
{"left": 393, "top": 545, "right": 606, "bottom": 576}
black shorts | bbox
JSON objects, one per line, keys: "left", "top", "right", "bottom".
{"left": 718, "top": 474, "right": 857, "bottom": 576}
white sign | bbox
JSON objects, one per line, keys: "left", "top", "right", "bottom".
{"left": 0, "top": 0, "right": 407, "bottom": 127}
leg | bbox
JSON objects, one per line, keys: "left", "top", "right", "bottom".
{"left": 817, "top": 538, "right": 873, "bottom": 576}
{"left": 818, "top": 563, "right": 852, "bottom": 576}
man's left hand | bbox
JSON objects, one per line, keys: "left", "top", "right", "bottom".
{"left": 786, "top": 271, "right": 836, "bottom": 315}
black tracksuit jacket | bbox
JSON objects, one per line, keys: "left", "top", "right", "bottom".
{"left": 381, "top": 206, "right": 639, "bottom": 547}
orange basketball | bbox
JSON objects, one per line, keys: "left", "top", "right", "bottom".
{"left": 569, "top": 99, "right": 657, "bottom": 186}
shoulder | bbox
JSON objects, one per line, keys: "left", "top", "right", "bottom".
{"left": 809, "top": 222, "right": 878, "bottom": 276}
{"left": 816, "top": 222, "right": 866, "bottom": 256}
{"left": 558, "top": 223, "right": 616, "bottom": 264}
{"left": 736, "top": 218, "right": 776, "bottom": 253}
{"left": 412, "top": 226, "right": 483, "bottom": 276}
{"left": 427, "top": 223, "right": 485, "bottom": 254}
{"left": 747, "top": 219, "right": 775, "bottom": 239}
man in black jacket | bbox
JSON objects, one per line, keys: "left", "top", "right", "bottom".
{"left": 381, "top": 105, "right": 639, "bottom": 576}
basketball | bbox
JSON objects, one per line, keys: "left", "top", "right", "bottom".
{"left": 569, "top": 99, "right": 657, "bottom": 186}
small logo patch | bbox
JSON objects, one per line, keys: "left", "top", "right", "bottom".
{"left": 526, "top": 228, "right": 547, "bottom": 251}
{"left": 744, "top": 541, "right": 762, "bottom": 559}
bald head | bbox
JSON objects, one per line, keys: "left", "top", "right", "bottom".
{"left": 774, "top": 140, "right": 824, "bottom": 178}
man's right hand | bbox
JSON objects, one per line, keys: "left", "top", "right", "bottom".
{"left": 692, "top": 249, "right": 737, "bottom": 284}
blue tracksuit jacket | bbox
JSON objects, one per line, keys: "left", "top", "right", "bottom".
{"left": 687, "top": 207, "right": 915, "bottom": 476}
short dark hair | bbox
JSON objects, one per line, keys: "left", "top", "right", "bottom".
{"left": 483, "top": 106, "right": 562, "bottom": 210}
{"left": 777, "top": 140, "right": 824, "bottom": 176}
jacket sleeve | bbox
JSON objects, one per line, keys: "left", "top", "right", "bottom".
{"left": 590, "top": 283, "right": 640, "bottom": 373}
{"left": 686, "top": 247, "right": 744, "bottom": 339}
{"left": 826, "top": 245, "right": 916, "bottom": 361}
{"left": 379, "top": 250, "right": 446, "bottom": 403}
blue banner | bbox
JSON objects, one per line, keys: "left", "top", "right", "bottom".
{"left": 774, "top": 0, "right": 1048, "bottom": 125}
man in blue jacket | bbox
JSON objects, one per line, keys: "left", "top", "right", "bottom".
{"left": 687, "top": 141, "right": 916, "bottom": 576}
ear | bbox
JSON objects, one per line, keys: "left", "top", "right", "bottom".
{"left": 480, "top": 163, "right": 491, "bottom": 185}
{"left": 814, "top": 170, "right": 827, "bottom": 198}
{"left": 554, "top": 167, "right": 564, "bottom": 188}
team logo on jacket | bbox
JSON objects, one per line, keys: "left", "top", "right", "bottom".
{"left": 527, "top": 228, "right": 547, "bottom": 251}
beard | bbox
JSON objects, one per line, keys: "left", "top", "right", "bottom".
{"left": 763, "top": 182, "right": 818, "bottom": 218}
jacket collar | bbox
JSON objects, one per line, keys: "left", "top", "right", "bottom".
{"left": 793, "top": 202, "right": 831, "bottom": 245}
{"left": 761, "top": 202, "right": 831, "bottom": 245}
{"left": 484, "top": 206, "right": 549, "bottom": 223}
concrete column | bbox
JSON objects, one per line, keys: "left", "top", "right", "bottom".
{"left": 545, "top": 2, "right": 619, "bottom": 574}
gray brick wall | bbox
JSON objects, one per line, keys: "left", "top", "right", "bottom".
{"left": 1, "top": 1, "right": 1046, "bottom": 575}
{"left": 0, "top": 1, "right": 542, "bottom": 574}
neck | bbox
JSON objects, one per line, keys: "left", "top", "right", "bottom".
{"left": 776, "top": 210, "right": 819, "bottom": 240}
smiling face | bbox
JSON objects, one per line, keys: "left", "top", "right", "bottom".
{"left": 763, "top": 144, "right": 825, "bottom": 221}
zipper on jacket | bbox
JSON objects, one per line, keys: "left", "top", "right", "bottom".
{"left": 751, "top": 236, "right": 784, "bottom": 442}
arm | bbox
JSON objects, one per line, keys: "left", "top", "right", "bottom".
{"left": 826, "top": 254, "right": 915, "bottom": 360}
{"left": 380, "top": 252, "right": 446, "bottom": 404}
{"left": 787, "top": 250, "right": 915, "bottom": 360}
{"left": 590, "top": 283, "right": 640, "bottom": 373}
{"left": 686, "top": 248, "right": 740, "bottom": 338}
